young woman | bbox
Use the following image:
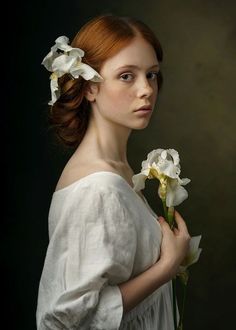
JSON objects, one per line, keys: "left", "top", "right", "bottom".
{"left": 36, "top": 14, "right": 190, "bottom": 330}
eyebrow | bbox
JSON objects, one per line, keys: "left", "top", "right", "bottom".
{"left": 115, "top": 64, "right": 160, "bottom": 71}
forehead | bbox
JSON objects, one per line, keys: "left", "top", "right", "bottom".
{"left": 101, "top": 36, "right": 159, "bottom": 72}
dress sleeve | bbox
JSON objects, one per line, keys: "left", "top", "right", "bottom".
{"left": 37, "top": 182, "right": 137, "bottom": 330}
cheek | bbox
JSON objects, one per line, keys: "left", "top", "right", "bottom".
{"left": 103, "top": 86, "right": 132, "bottom": 108}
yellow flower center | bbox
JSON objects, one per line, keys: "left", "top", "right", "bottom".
{"left": 50, "top": 72, "right": 58, "bottom": 80}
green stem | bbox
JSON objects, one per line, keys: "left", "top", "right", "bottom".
{"left": 168, "top": 206, "right": 175, "bottom": 229}
{"left": 172, "top": 278, "right": 177, "bottom": 330}
{"left": 178, "top": 283, "right": 188, "bottom": 329}
{"left": 162, "top": 199, "right": 168, "bottom": 221}
{"left": 161, "top": 199, "right": 177, "bottom": 329}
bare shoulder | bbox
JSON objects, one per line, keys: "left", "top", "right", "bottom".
{"left": 54, "top": 159, "right": 121, "bottom": 192}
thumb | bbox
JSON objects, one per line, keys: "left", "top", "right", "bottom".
{"left": 158, "top": 216, "right": 165, "bottom": 223}
{"left": 158, "top": 216, "right": 169, "bottom": 227}
{"left": 158, "top": 216, "right": 172, "bottom": 233}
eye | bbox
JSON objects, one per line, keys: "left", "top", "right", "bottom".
{"left": 120, "top": 73, "right": 134, "bottom": 81}
{"left": 146, "top": 71, "right": 159, "bottom": 80}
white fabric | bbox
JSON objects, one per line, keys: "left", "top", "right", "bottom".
{"left": 36, "top": 171, "right": 175, "bottom": 329}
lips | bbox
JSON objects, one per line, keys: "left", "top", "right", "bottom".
{"left": 135, "top": 105, "right": 152, "bottom": 112}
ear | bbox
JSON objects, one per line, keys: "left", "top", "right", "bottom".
{"left": 84, "top": 82, "right": 99, "bottom": 102}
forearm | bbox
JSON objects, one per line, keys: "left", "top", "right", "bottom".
{"left": 118, "top": 260, "right": 173, "bottom": 314}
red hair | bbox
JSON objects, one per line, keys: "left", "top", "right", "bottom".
{"left": 49, "top": 14, "right": 163, "bottom": 147}
{"left": 72, "top": 14, "right": 163, "bottom": 72}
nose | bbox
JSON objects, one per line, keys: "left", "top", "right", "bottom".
{"left": 136, "top": 77, "right": 154, "bottom": 99}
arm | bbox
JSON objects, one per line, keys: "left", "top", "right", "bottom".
{"left": 119, "top": 211, "right": 190, "bottom": 313}
{"left": 37, "top": 184, "right": 137, "bottom": 330}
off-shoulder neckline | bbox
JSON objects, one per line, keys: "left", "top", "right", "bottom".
{"left": 53, "top": 171, "right": 157, "bottom": 219}
{"left": 53, "top": 171, "right": 136, "bottom": 194}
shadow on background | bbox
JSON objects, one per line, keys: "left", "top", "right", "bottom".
{"left": 5, "top": 0, "right": 236, "bottom": 329}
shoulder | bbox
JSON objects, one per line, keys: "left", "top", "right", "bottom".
{"left": 53, "top": 168, "right": 134, "bottom": 205}
{"left": 54, "top": 172, "right": 130, "bottom": 200}
{"left": 49, "top": 169, "right": 135, "bottom": 235}
{"left": 55, "top": 159, "right": 124, "bottom": 192}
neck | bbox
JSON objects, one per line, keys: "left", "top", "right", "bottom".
{"left": 79, "top": 113, "right": 132, "bottom": 164}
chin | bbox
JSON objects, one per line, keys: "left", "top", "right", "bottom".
{"left": 132, "top": 121, "right": 150, "bottom": 130}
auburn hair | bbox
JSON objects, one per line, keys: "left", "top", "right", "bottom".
{"left": 48, "top": 14, "right": 163, "bottom": 147}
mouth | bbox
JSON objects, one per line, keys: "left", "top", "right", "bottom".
{"left": 135, "top": 105, "right": 152, "bottom": 113}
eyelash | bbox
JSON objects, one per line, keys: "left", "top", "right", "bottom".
{"left": 147, "top": 72, "right": 159, "bottom": 80}
{"left": 119, "top": 71, "right": 159, "bottom": 82}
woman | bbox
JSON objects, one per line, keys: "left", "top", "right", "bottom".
{"left": 37, "top": 14, "right": 190, "bottom": 330}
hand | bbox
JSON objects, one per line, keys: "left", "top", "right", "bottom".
{"left": 118, "top": 210, "right": 190, "bottom": 311}
{"left": 158, "top": 210, "right": 190, "bottom": 279}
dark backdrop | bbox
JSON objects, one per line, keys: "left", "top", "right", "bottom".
{"left": 5, "top": 1, "right": 236, "bottom": 329}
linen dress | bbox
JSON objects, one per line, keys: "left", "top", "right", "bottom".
{"left": 36, "top": 171, "right": 175, "bottom": 330}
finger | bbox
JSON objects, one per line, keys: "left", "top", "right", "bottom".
{"left": 158, "top": 216, "right": 166, "bottom": 225}
{"left": 173, "top": 227, "right": 179, "bottom": 235}
{"left": 174, "top": 210, "right": 189, "bottom": 233}
{"left": 158, "top": 216, "right": 172, "bottom": 232}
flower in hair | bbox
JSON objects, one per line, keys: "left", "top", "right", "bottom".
{"left": 42, "top": 36, "right": 103, "bottom": 105}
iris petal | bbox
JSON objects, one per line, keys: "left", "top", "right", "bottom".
{"left": 42, "top": 35, "right": 103, "bottom": 105}
{"left": 132, "top": 173, "right": 148, "bottom": 191}
{"left": 133, "top": 148, "right": 190, "bottom": 207}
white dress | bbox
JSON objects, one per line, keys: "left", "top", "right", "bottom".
{"left": 36, "top": 171, "right": 175, "bottom": 330}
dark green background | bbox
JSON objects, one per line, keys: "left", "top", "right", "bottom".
{"left": 5, "top": 0, "right": 236, "bottom": 329}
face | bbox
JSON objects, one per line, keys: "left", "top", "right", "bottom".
{"left": 89, "top": 36, "right": 160, "bottom": 130}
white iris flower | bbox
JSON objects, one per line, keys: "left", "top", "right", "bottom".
{"left": 132, "top": 148, "right": 190, "bottom": 207}
{"left": 42, "top": 36, "right": 103, "bottom": 105}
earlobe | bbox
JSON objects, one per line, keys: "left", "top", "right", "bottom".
{"left": 85, "top": 83, "right": 98, "bottom": 102}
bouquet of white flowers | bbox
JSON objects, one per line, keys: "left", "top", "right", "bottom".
{"left": 132, "top": 148, "right": 202, "bottom": 330}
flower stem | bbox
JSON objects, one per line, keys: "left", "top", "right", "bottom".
{"left": 172, "top": 277, "right": 177, "bottom": 330}
{"left": 161, "top": 199, "right": 178, "bottom": 329}
{"left": 178, "top": 282, "right": 188, "bottom": 329}
{"left": 162, "top": 199, "right": 168, "bottom": 221}
{"left": 168, "top": 206, "right": 175, "bottom": 229}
